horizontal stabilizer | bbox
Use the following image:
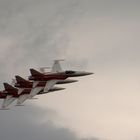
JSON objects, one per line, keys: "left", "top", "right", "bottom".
{"left": 30, "top": 69, "right": 44, "bottom": 76}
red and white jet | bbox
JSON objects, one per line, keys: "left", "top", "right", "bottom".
{"left": 1, "top": 82, "right": 65, "bottom": 109}
{"left": 14, "top": 75, "right": 65, "bottom": 105}
{"left": 28, "top": 60, "right": 93, "bottom": 96}
{"left": 1, "top": 83, "right": 30, "bottom": 109}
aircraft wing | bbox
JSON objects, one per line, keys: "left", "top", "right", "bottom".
{"left": 16, "top": 86, "right": 43, "bottom": 105}
{"left": 16, "top": 87, "right": 42, "bottom": 105}
{"left": 2, "top": 95, "right": 16, "bottom": 109}
{"left": 16, "top": 94, "right": 30, "bottom": 105}
{"left": 51, "top": 60, "right": 64, "bottom": 73}
{"left": 30, "top": 80, "right": 58, "bottom": 97}
{"left": 43, "top": 80, "right": 58, "bottom": 92}
{"left": 29, "top": 87, "right": 44, "bottom": 98}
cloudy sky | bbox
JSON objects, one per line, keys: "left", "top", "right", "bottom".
{"left": 0, "top": 0, "right": 140, "bottom": 140}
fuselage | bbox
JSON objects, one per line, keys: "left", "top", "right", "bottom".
{"left": 14, "top": 81, "right": 46, "bottom": 88}
{"left": 29, "top": 73, "right": 68, "bottom": 81}
{"left": 29, "top": 70, "right": 93, "bottom": 81}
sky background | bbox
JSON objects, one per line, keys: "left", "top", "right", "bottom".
{"left": 0, "top": 0, "right": 140, "bottom": 140}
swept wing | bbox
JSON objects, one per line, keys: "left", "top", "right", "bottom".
{"left": 2, "top": 95, "right": 16, "bottom": 109}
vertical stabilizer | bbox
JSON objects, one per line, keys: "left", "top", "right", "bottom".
{"left": 30, "top": 69, "right": 44, "bottom": 76}
{"left": 3, "top": 83, "right": 17, "bottom": 92}
{"left": 51, "top": 60, "right": 64, "bottom": 72}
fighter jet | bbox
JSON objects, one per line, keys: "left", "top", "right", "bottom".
{"left": 2, "top": 83, "right": 65, "bottom": 108}
{"left": 15, "top": 75, "right": 78, "bottom": 88}
{"left": 28, "top": 60, "right": 93, "bottom": 95}
{"left": 0, "top": 60, "right": 93, "bottom": 109}
{"left": 14, "top": 75, "right": 67, "bottom": 99}
{"left": 0, "top": 87, "right": 23, "bottom": 110}
{"left": 2, "top": 83, "right": 32, "bottom": 108}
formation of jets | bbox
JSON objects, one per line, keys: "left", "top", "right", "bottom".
{"left": 0, "top": 60, "right": 93, "bottom": 110}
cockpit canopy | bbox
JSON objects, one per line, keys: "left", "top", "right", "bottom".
{"left": 65, "top": 71, "right": 75, "bottom": 74}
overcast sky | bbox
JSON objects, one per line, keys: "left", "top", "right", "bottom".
{"left": 0, "top": 0, "right": 140, "bottom": 140}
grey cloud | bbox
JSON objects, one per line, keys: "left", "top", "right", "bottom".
{"left": 0, "top": 104, "right": 98, "bottom": 140}
{"left": 0, "top": 0, "right": 82, "bottom": 85}
{"left": 0, "top": 0, "right": 139, "bottom": 84}
{"left": 0, "top": 1, "right": 140, "bottom": 139}
{"left": 77, "top": 0, "right": 140, "bottom": 18}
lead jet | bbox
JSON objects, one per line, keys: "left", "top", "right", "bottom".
{"left": 15, "top": 75, "right": 78, "bottom": 88}
{"left": 14, "top": 75, "right": 65, "bottom": 105}
{"left": 28, "top": 60, "right": 93, "bottom": 96}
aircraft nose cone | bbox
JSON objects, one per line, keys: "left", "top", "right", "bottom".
{"left": 85, "top": 72, "right": 94, "bottom": 75}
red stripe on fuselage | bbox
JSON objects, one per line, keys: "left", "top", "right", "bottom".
{"left": 29, "top": 74, "right": 68, "bottom": 81}
{"left": 15, "top": 82, "right": 32, "bottom": 88}
{"left": 15, "top": 81, "right": 46, "bottom": 88}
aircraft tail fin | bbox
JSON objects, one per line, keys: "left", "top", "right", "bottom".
{"left": 51, "top": 59, "right": 64, "bottom": 72}
{"left": 30, "top": 69, "right": 44, "bottom": 77}
{"left": 3, "top": 83, "right": 17, "bottom": 92}
{"left": 15, "top": 75, "right": 29, "bottom": 84}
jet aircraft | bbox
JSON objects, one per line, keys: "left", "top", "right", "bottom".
{"left": 29, "top": 60, "right": 93, "bottom": 94}
{"left": 14, "top": 75, "right": 77, "bottom": 99}
{"left": 1, "top": 83, "right": 65, "bottom": 109}
{"left": 0, "top": 60, "right": 93, "bottom": 109}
